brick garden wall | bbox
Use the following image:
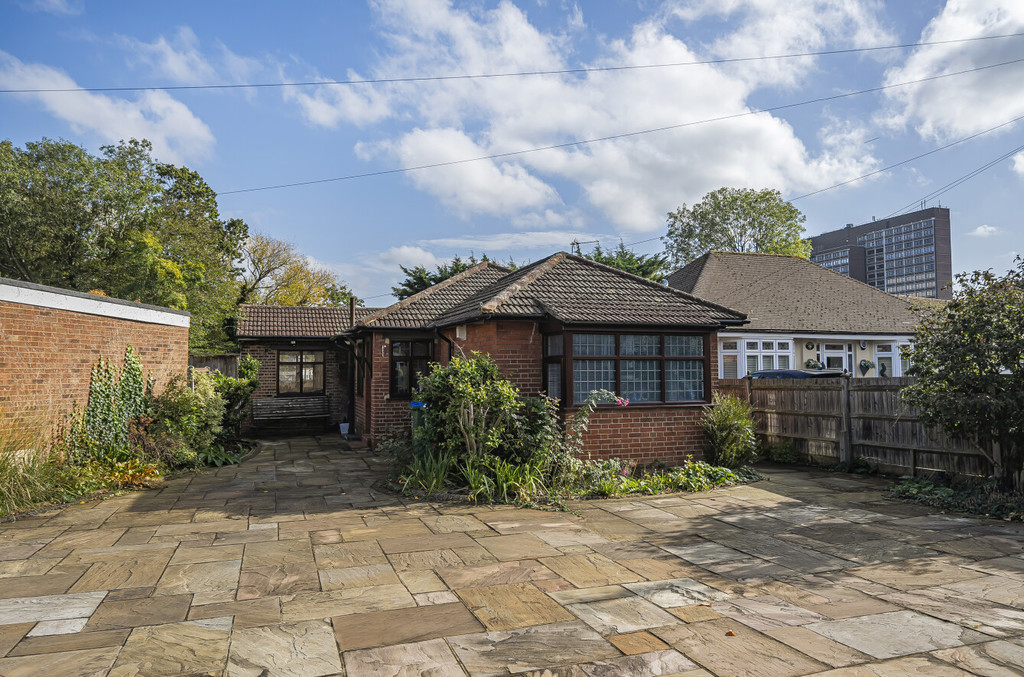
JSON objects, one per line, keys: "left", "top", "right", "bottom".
{"left": 0, "top": 298, "right": 188, "bottom": 441}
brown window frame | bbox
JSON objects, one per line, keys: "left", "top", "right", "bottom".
{"left": 277, "top": 349, "right": 326, "bottom": 396}
{"left": 390, "top": 339, "right": 433, "bottom": 399}
{"left": 544, "top": 331, "right": 711, "bottom": 407}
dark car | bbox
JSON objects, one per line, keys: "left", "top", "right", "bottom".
{"left": 751, "top": 369, "right": 845, "bottom": 379}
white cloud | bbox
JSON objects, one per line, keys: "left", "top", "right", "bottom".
{"left": 880, "top": 0, "right": 1024, "bottom": 140}
{"left": 21, "top": 0, "right": 81, "bottom": 16}
{"left": 119, "top": 27, "right": 263, "bottom": 87}
{"left": 283, "top": 75, "right": 392, "bottom": 127}
{"left": 968, "top": 224, "right": 999, "bottom": 237}
{"left": 418, "top": 229, "right": 602, "bottom": 252}
{"left": 0, "top": 50, "right": 215, "bottom": 164}
{"left": 284, "top": 0, "right": 884, "bottom": 230}
{"left": 1013, "top": 151, "right": 1024, "bottom": 178}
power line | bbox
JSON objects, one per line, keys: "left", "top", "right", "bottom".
{"left": 790, "top": 113, "right": 1024, "bottom": 201}
{"left": 885, "top": 141, "right": 1024, "bottom": 218}
{"left": 218, "top": 56, "right": 1024, "bottom": 196}
{"left": 3, "top": 32, "right": 1023, "bottom": 95}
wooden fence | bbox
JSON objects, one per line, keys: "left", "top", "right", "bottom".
{"left": 188, "top": 354, "right": 239, "bottom": 377}
{"left": 718, "top": 377, "right": 990, "bottom": 478}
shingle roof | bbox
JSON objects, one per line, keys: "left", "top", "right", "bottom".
{"left": 357, "top": 262, "right": 512, "bottom": 329}
{"left": 665, "top": 251, "right": 919, "bottom": 334}
{"left": 236, "top": 305, "right": 382, "bottom": 339}
{"left": 428, "top": 253, "right": 746, "bottom": 328}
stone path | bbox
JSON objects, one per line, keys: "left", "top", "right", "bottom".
{"left": 2, "top": 435, "right": 1024, "bottom": 676}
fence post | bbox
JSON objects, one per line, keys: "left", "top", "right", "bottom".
{"left": 745, "top": 374, "right": 754, "bottom": 407}
{"left": 839, "top": 374, "right": 852, "bottom": 468}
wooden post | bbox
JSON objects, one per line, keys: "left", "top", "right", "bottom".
{"left": 745, "top": 374, "right": 754, "bottom": 407}
{"left": 910, "top": 448, "right": 917, "bottom": 477}
{"left": 839, "top": 374, "right": 853, "bottom": 468}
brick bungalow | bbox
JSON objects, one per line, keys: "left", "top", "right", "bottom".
{"left": 347, "top": 252, "right": 747, "bottom": 465}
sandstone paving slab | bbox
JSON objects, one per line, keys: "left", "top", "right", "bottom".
{"left": 69, "top": 554, "right": 172, "bottom": 593}
{"left": 237, "top": 561, "right": 321, "bottom": 599}
{"left": 711, "top": 594, "right": 828, "bottom": 631}
{"left": 398, "top": 569, "right": 447, "bottom": 593}
{"left": 617, "top": 556, "right": 704, "bottom": 582}
{"left": 26, "top": 617, "right": 88, "bottom": 635}
{"left": 8, "top": 627, "right": 129, "bottom": 657}
{"left": 654, "top": 617, "right": 827, "bottom": 677}
{"left": 35, "top": 528, "right": 127, "bottom": 556}
{"left": 61, "top": 542, "right": 177, "bottom": 565}
{"left": 929, "top": 536, "right": 1024, "bottom": 560}
{"left": 280, "top": 583, "right": 415, "bottom": 622}
{"left": 447, "top": 621, "right": 620, "bottom": 675}
{"left": 153, "top": 558, "right": 241, "bottom": 596}
{"left": 241, "top": 537, "right": 314, "bottom": 568}
{"left": 477, "top": 512, "right": 580, "bottom": 534}
{"left": 669, "top": 604, "right": 726, "bottom": 623}
{"left": 805, "top": 609, "right": 989, "bottom": 659}
{"left": 476, "top": 533, "right": 563, "bottom": 561}
{"left": 0, "top": 558, "right": 62, "bottom": 579}
{"left": 806, "top": 655, "right": 975, "bottom": 676}
{"left": 333, "top": 601, "right": 484, "bottom": 651}
{"left": 451, "top": 543, "right": 500, "bottom": 566}
{"left": 153, "top": 517, "right": 247, "bottom": 537}
{"left": 565, "top": 595, "right": 679, "bottom": 635}
{"left": 931, "top": 639, "right": 1024, "bottom": 676}
{"left": 379, "top": 532, "right": 476, "bottom": 553}
{"left": 881, "top": 586, "right": 1024, "bottom": 637}
{"left": 421, "top": 514, "right": 493, "bottom": 534}
{"left": 590, "top": 540, "right": 675, "bottom": 562}
{"left": 848, "top": 557, "right": 983, "bottom": 590}
{"left": 169, "top": 543, "right": 244, "bottom": 565}
{"left": 764, "top": 625, "right": 871, "bottom": 668}
{"left": 659, "top": 541, "right": 746, "bottom": 565}
{"left": 414, "top": 590, "right": 459, "bottom": 605}
{"left": 388, "top": 548, "right": 464, "bottom": 571}
{"left": 458, "top": 582, "right": 575, "bottom": 630}
{"left": 941, "top": 575, "right": 1024, "bottom": 609}
{"left": 436, "top": 559, "right": 557, "bottom": 590}
{"left": 574, "top": 511, "right": 653, "bottom": 541}
{"left": 188, "top": 597, "right": 283, "bottom": 628}
{"left": 534, "top": 528, "right": 611, "bottom": 548}
{"left": 964, "top": 556, "right": 1024, "bottom": 579}
{"left": 313, "top": 540, "right": 388, "bottom": 568}
{"left": 0, "top": 590, "right": 106, "bottom": 625}
{"left": 607, "top": 630, "right": 670, "bottom": 655}
{"left": 227, "top": 619, "right": 343, "bottom": 677}
{"left": 624, "top": 577, "right": 732, "bottom": 608}
{"left": 0, "top": 646, "right": 120, "bottom": 677}
{"left": 319, "top": 563, "right": 400, "bottom": 591}
{"left": 340, "top": 519, "right": 433, "bottom": 542}
{"left": 107, "top": 616, "right": 232, "bottom": 676}
{"left": 344, "top": 637, "right": 466, "bottom": 677}
{"left": 548, "top": 585, "right": 634, "bottom": 605}
{"left": 0, "top": 622, "right": 33, "bottom": 655}
{"left": 84, "top": 593, "right": 192, "bottom": 631}
{"left": 0, "top": 569, "right": 88, "bottom": 599}
{"left": 798, "top": 538, "right": 938, "bottom": 566}
{"left": 575, "top": 649, "right": 698, "bottom": 677}
{"left": 539, "top": 553, "right": 644, "bottom": 588}
{"left": 706, "top": 556, "right": 799, "bottom": 582}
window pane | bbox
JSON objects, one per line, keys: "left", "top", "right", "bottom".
{"left": 545, "top": 335, "right": 563, "bottom": 356}
{"left": 899, "top": 344, "right": 911, "bottom": 375}
{"left": 746, "top": 355, "right": 758, "bottom": 375}
{"left": 412, "top": 342, "right": 430, "bottom": 357}
{"left": 667, "top": 361, "right": 704, "bottom": 401}
{"left": 620, "top": 335, "right": 660, "bottom": 356}
{"left": 746, "top": 341, "right": 758, "bottom": 350}
{"left": 778, "top": 355, "right": 790, "bottom": 369}
{"left": 876, "top": 344, "right": 893, "bottom": 353}
{"left": 392, "top": 342, "right": 409, "bottom": 357}
{"left": 392, "top": 359, "right": 410, "bottom": 394}
{"left": 573, "top": 359, "right": 615, "bottom": 403}
{"left": 878, "top": 356, "right": 893, "bottom": 377}
{"left": 621, "top": 360, "right": 661, "bottom": 402}
{"left": 721, "top": 341, "right": 738, "bottom": 351}
{"left": 762, "top": 355, "right": 774, "bottom": 370}
{"left": 279, "top": 351, "right": 300, "bottom": 363}
{"left": 723, "top": 355, "right": 738, "bottom": 379}
{"left": 304, "top": 364, "right": 324, "bottom": 392}
{"left": 279, "top": 365, "right": 300, "bottom": 393}
{"left": 761, "top": 341, "right": 774, "bottom": 351}
{"left": 666, "top": 336, "right": 703, "bottom": 356}
{"left": 303, "top": 351, "right": 324, "bottom": 363}
{"left": 573, "top": 334, "right": 615, "bottom": 356}
{"left": 777, "top": 342, "right": 790, "bottom": 350}
{"left": 824, "top": 343, "right": 845, "bottom": 351}
{"left": 411, "top": 358, "right": 429, "bottom": 390}
{"left": 826, "top": 356, "right": 844, "bottom": 370}
{"left": 546, "top": 362, "right": 561, "bottom": 400}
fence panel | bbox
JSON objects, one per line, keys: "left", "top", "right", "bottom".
{"left": 718, "top": 377, "right": 990, "bottom": 478}
{"left": 188, "top": 354, "right": 239, "bottom": 377}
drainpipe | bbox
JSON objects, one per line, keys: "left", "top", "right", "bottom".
{"left": 434, "top": 327, "right": 454, "bottom": 362}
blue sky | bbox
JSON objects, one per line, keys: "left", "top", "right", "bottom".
{"left": 2, "top": 0, "right": 1022, "bottom": 303}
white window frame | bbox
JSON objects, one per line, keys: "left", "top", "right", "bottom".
{"left": 719, "top": 337, "right": 793, "bottom": 378}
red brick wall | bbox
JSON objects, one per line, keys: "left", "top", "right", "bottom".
{"left": 577, "top": 406, "right": 708, "bottom": 465}
{"left": 444, "top": 321, "right": 543, "bottom": 395}
{"left": 0, "top": 300, "right": 188, "bottom": 441}
{"left": 240, "top": 341, "right": 348, "bottom": 430}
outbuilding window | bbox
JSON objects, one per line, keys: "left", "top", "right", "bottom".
{"left": 278, "top": 350, "right": 325, "bottom": 395}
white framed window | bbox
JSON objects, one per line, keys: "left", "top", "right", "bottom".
{"left": 820, "top": 343, "right": 851, "bottom": 371}
{"left": 720, "top": 338, "right": 792, "bottom": 377}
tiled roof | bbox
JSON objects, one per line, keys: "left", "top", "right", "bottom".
{"left": 237, "top": 305, "right": 382, "bottom": 338}
{"left": 429, "top": 253, "right": 746, "bottom": 328}
{"left": 357, "top": 262, "right": 511, "bottom": 329}
{"left": 665, "top": 251, "right": 919, "bottom": 335}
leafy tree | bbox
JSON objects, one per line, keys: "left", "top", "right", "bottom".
{"left": 902, "top": 258, "right": 1024, "bottom": 490}
{"left": 579, "top": 242, "right": 669, "bottom": 281}
{"left": 238, "top": 233, "right": 359, "bottom": 307}
{"left": 662, "top": 187, "right": 811, "bottom": 267}
{"left": 0, "top": 138, "right": 248, "bottom": 352}
{"left": 392, "top": 253, "right": 509, "bottom": 300}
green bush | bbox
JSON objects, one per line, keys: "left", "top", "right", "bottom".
{"left": 890, "top": 475, "right": 1024, "bottom": 522}
{"left": 211, "top": 354, "right": 259, "bottom": 444}
{"left": 764, "top": 441, "right": 802, "bottom": 464}
{"left": 701, "top": 393, "right": 757, "bottom": 468}
{"left": 147, "top": 371, "right": 226, "bottom": 468}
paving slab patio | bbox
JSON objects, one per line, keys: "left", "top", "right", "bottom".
{"left": 2, "top": 435, "right": 1024, "bottom": 675}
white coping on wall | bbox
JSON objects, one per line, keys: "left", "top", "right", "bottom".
{"left": 0, "top": 277, "right": 190, "bottom": 328}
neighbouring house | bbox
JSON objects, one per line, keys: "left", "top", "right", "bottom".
{"left": 0, "top": 276, "right": 190, "bottom": 440}
{"left": 345, "top": 252, "right": 747, "bottom": 465}
{"left": 236, "top": 304, "right": 381, "bottom": 433}
{"left": 666, "top": 251, "right": 922, "bottom": 379}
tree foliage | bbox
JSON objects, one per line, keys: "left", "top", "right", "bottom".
{"left": 391, "top": 254, "right": 510, "bottom": 300}
{"left": 0, "top": 138, "right": 247, "bottom": 352}
{"left": 902, "top": 258, "right": 1024, "bottom": 490}
{"left": 579, "top": 242, "right": 669, "bottom": 281}
{"left": 238, "top": 233, "right": 359, "bottom": 307}
{"left": 662, "top": 187, "right": 811, "bottom": 267}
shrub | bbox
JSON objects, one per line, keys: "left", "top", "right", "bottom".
{"left": 212, "top": 355, "right": 259, "bottom": 444}
{"left": 701, "top": 393, "right": 757, "bottom": 468}
{"left": 147, "top": 371, "right": 226, "bottom": 468}
{"left": 764, "top": 441, "right": 802, "bottom": 464}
